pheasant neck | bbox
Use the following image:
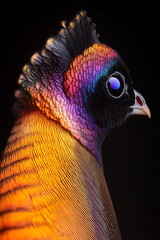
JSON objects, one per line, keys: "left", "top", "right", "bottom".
{"left": 0, "top": 110, "right": 121, "bottom": 239}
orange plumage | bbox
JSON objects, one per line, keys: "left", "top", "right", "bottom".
{"left": 0, "top": 111, "right": 121, "bottom": 239}
{"left": 0, "top": 11, "right": 150, "bottom": 240}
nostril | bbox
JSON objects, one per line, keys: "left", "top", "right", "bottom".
{"left": 136, "top": 95, "right": 143, "bottom": 106}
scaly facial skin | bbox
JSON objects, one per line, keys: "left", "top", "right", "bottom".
{"left": 14, "top": 11, "right": 150, "bottom": 166}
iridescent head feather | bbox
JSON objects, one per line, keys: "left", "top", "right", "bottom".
{"left": 14, "top": 10, "right": 138, "bottom": 166}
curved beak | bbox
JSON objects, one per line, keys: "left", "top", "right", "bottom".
{"left": 129, "top": 90, "right": 151, "bottom": 118}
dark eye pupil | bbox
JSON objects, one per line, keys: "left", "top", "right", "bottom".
{"left": 106, "top": 72, "right": 125, "bottom": 98}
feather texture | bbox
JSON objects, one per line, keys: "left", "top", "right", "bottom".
{"left": 0, "top": 10, "right": 150, "bottom": 239}
{"left": 0, "top": 111, "right": 121, "bottom": 239}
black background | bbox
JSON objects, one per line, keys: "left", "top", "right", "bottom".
{"left": 0, "top": 1, "right": 159, "bottom": 239}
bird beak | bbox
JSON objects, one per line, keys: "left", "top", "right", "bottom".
{"left": 129, "top": 90, "right": 151, "bottom": 118}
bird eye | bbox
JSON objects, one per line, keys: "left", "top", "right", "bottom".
{"left": 106, "top": 71, "right": 126, "bottom": 98}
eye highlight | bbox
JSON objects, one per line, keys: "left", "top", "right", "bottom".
{"left": 106, "top": 71, "right": 126, "bottom": 98}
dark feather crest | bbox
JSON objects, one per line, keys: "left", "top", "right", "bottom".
{"left": 15, "top": 11, "right": 99, "bottom": 115}
{"left": 46, "top": 10, "right": 99, "bottom": 61}
{"left": 18, "top": 10, "right": 100, "bottom": 88}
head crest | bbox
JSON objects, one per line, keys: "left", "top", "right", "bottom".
{"left": 15, "top": 10, "right": 100, "bottom": 114}
{"left": 45, "top": 10, "right": 99, "bottom": 61}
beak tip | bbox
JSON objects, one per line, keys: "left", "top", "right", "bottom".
{"left": 129, "top": 107, "right": 151, "bottom": 118}
{"left": 140, "top": 103, "right": 151, "bottom": 119}
{"left": 147, "top": 110, "right": 151, "bottom": 119}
